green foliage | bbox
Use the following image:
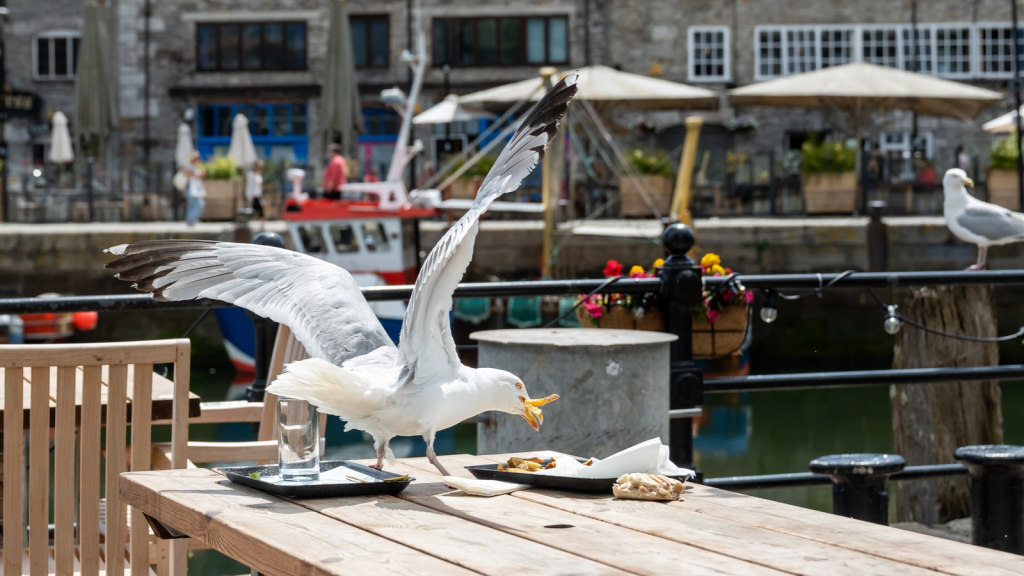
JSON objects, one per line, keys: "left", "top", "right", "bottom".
{"left": 624, "top": 149, "right": 676, "bottom": 177}
{"left": 450, "top": 154, "right": 498, "bottom": 178}
{"left": 203, "top": 154, "right": 240, "bottom": 180}
{"left": 800, "top": 139, "right": 856, "bottom": 175}
{"left": 991, "top": 133, "right": 1019, "bottom": 171}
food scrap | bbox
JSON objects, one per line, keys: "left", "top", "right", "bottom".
{"left": 612, "top": 473, "right": 685, "bottom": 501}
{"left": 248, "top": 472, "right": 261, "bottom": 480}
{"left": 495, "top": 456, "right": 592, "bottom": 473}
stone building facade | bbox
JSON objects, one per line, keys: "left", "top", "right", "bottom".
{"left": 3, "top": 0, "right": 1021, "bottom": 190}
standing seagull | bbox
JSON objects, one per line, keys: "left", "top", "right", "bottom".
{"left": 104, "top": 75, "right": 578, "bottom": 475}
{"left": 943, "top": 168, "right": 1024, "bottom": 270}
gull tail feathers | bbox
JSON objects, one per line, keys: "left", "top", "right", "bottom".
{"left": 267, "top": 358, "right": 387, "bottom": 419}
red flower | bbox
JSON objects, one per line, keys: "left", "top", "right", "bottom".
{"left": 707, "top": 310, "right": 719, "bottom": 324}
{"left": 743, "top": 291, "right": 755, "bottom": 304}
{"left": 603, "top": 260, "right": 623, "bottom": 277}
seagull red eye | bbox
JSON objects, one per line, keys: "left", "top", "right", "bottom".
{"left": 516, "top": 382, "right": 523, "bottom": 390}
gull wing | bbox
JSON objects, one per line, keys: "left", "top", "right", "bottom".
{"left": 104, "top": 240, "right": 395, "bottom": 366}
{"left": 396, "top": 74, "right": 578, "bottom": 387}
{"left": 959, "top": 203, "right": 1024, "bottom": 241}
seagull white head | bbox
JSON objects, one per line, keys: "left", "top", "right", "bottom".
{"left": 478, "top": 367, "right": 560, "bottom": 431}
{"left": 943, "top": 168, "right": 974, "bottom": 194}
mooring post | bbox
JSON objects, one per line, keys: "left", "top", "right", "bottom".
{"left": 659, "top": 223, "right": 703, "bottom": 469}
{"left": 955, "top": 445, "right": 1024, "bottom": 554}
{"left": 246, "top": 231, "right": 285, "bottom": 402}
{"left": 809, "top": 453, "right": 906, "bottom": 525}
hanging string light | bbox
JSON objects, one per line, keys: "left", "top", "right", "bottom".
{"left": 883, "top": 305, "right": 902, "bottom": 335}
{"left": 760, "top": 290, "right": 779, "bottom": 323}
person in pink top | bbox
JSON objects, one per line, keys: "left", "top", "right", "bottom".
{"left": 322, "top": 143, "right": 348, "bottom": 200}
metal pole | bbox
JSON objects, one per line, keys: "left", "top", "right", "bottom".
{"left": 956, "top": 445, "right": 1024, "bottom": 554}
{"left": 143, "top": 0, "right": 151, "bottom": 178}
{"left": 0, "top": 4, "right": 7, "bottom": 223}
{"left": 809, "top": 454, "right": 905, "bottom": 525}
{"left": 1012, "top": 0, "right": 1024, "bottom": 209}
{"left": 658, "top": 223, "right": 703, "bottom": 469}
{"left": 768, "top": 150, "right": 777, "bottom": 215}
{"left": 246, "top": 232, "right": 286, "bottom": 403}
{"left": 86, "top": 157, "right": 95, "bottom": 221}
{"left": 910, "top": 0, "right": 919, "bottom": 157}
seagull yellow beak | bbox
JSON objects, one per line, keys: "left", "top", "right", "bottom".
{"left": 964, "top": 177, "right": 975, "bottom": 188}
{"left": 520, "top": 394, "right": 560, "bottom": 431}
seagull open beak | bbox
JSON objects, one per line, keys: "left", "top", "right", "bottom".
{"left": 964, "top": 177, "right": 975, "bottom": 188}
{"left": 520, "top": 394, "right": 560, "bottom": 431}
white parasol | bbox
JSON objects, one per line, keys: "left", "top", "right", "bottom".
{"left": 48, "top": 112, "right": 74, "bottom": 165}
{"left": 227, "top": 114, "right": 258, "bottom": 169}
{"left": 982, "top": 107, "right": 1023, "bottom": 134}
{"left": 413, "top": 95, "right": 496, "bottom": 125}
{"left": 175, "top": 123, "right": 195, "bottom": 168}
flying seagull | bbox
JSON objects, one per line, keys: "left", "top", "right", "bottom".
{"left": 104, "top": 75, "right": 577, "bottom": 475}
{"left": 943, "top": 168, "right": 1024, "bottom": 270}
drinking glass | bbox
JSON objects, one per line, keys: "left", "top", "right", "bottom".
{"left": 276, "top": 397, "right": 320, "bottom": 482}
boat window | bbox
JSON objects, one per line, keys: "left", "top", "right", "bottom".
{"left": 329, "top": 224, "right": 359, "bottom": 253}
{"left": 297, "top": 224, "right": 324, "bottom": 253}
{"left": 361, "top": 222, "right": 391, "bottom": 253}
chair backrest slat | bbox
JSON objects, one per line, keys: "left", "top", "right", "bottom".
{"left": 104, "top": 363, "right": 128, "bottom": 576}
{"left": 0, "top": 340, "right": 189, "bottom": 575}
{"left": 3, "top": 367, "right": 25, "bottom": 576}
{"left": 29, "top": 365, "right": 51, "bottom": 575}
{"left": 79, "top": 365, "right": 103, "bottom": 576}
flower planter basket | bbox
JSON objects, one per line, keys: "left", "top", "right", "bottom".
{"left": 447, "top": 177, "right": 483, "bottom": 201}
{"left": 619, "top": 175, "right": 673, "bottom": 217}
{"left": 801, "top": 172, "right": 857, "bottom": 214}
{"left": 576, "top": 305, "right": 665, "bottom": 331}
{"left": 692, "top": 304, "right": 749, "bottom": 358}
{"left": 203, "top": 179, "right": 241, "bottom": 221}
{"left": 985, "top": 168, "right": 1019, "bottom": 211}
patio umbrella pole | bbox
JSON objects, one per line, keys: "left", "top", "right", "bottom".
{"left": 1013, "top": 0, "right": 1024, "bottom": 208}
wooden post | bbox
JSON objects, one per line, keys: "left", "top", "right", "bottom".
{"left": 891, "top": 285, "right": 1004, "bottom": 524}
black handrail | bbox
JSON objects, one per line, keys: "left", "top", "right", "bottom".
{"left": 703, "top": 463, "right": 968, "bottom": 491}
{"left": 705, "top": 365, "right": 1024, "bottom": 393}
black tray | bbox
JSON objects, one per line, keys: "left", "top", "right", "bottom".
{"left": 465, "top": 459, "right": 691, "bottom": 492}
{"left": 218, "top": 460, "right": 413, "bottom": 498}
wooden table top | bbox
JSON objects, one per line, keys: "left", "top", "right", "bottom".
{"left": 0, "top": 365, "right": 201, "bottom": 428}
{"left": 120, "top": 452, "right": 1024, "bottom": 576}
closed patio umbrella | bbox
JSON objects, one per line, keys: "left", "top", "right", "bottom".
{"left": 49, "top": 112, "right": 74, "bottom": 165}
{"left": 72, "top": 0, "right": 115, "bottom": 158}
{"left": 982, "top": 107, "right": 1022, "bottom": 133}
{"left": 321, "top": 0, "right": 363, "bottom": 158}
{"left": 228, "top": 114, "right": 258, "bottom": 169}
{"left": 175, "top": 123, "right": 194, "bottom": 168}
{"left": 413, "top": 95, "right": 496, "bottom": 125}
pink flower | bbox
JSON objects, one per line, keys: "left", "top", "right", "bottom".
{"left": 722, "top": 290, "right": 734, "bottom": 301}
{"left": 582, "top": 298, "right": 604, "bottom": 319}
{"left": 743, "top": 290, "right": 755, "bottom": 303}
{"left": 707, "top": 310, "right": 719, "bottom": 324}
{"left": 603, "top": 260, "right": 623, "bottom": 277}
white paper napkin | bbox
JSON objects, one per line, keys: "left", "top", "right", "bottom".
{"left": 443, "top": 476, "right": 532, "bottom": 497}
{"left": 535, "top": 438, "right": 695, "bottom": 479}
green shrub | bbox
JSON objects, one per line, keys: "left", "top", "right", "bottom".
{"left": 203, "top": 154, "right": 240, "bottom": 180}
{"left": 624, "top": 149, "right": 676, "bottom": 178}
{"left": 800, "top": 138, "right": 856, "bottom": 175}
{"left": 991, "top": 134, "right": 1019, "bottom": 171}
{"left": 449, "top": 153, "right": 498, "bottom": 178}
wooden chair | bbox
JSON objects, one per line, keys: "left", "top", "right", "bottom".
{"left": 0, "top": 340, "right": 190, "bottom": 576}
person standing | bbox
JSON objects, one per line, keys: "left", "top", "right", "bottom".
{"left": 246, "top": 159, "right": 265, "bottom": 224}
{"left": 184, "top": 151, "right": 207, "bottom": 227}
{"left": 322, "top": 143, "right": 348, "bottom": 200}
{"left": 956, "top": 145, "right": 972, "bottom": 175}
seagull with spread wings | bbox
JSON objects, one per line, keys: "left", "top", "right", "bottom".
{"left": 104, "top": 75, "right": 577, "bottom": 475}
{"left": 944, "top": 168, "right": 1024, "bottom": 270}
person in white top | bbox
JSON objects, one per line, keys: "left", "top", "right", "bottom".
{"left": 184, "top": 151, "right": 207, "bottom": 227}
{"left": 246, "top": 159, "right": 265, "bottom": 223}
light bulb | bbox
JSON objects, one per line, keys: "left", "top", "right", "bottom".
{"left": 760, "top": 306, "right": 778, "bottom": 323}
{"left": 884, "top": 305, "right": 901, "bottom": 335}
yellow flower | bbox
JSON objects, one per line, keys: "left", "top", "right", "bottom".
{"left": 711, "top": 264, "right": 725, "bottom": 275}
{"left": 700, "top": 253, "right": 721, "bottom": 268}
{"left": 629, "top": 265, "right": 645, "bottom": 277}
{"left": 653, "top": 258, "right": 665, "bottom": 268}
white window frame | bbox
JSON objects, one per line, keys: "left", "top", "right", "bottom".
{"left": 901, "top": 27, "right": 933, "bottom": 74}
{"left": 32, "top": 30, "right": 80, "bottom": 81}
{"left": 688, "top": 26, "right": 731, "bottom": 82}
{"left": 880, "top": 131, "right": 933, "bottom": 159}
{"left": 819, "top": 26, "right": 854, "bottom": 70}
{"left": 933, "top": 24, "right": 974, "bottom": 79}
{"left": 859, "top": 25, "right": 902, "bottom": 69}
{"left": 975, "top": 21, "right": 1023, "bottom": 79}
{"left": 784, "top": 27, "right": 818, "bottom": 75}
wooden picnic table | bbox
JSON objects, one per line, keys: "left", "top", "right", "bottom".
{"left": 120, "top": 452, "right": 1024, "bottom": 575}
{"left": 0, "top": 365, "right": 201, "bottom": 428}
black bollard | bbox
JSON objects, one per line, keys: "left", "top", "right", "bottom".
{"left": 809, "top": 453, "right": 906, "bottom": 525}
{"left": 955, "top": 445, "right": 1024, "bottom": 554}
{"left": 658, "top": 223, "right": 703, "bottom": 469}
{"left": 245, "top": 232, "right": 286, "bottom": 402}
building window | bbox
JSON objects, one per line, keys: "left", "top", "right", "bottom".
{"left": 351, "top": 15, "right": 389, "bottom": 68}
{"left": 689, "top": 26, "right": 730, "bottom": 81}
{"left": 196, "top": 102, "right": 309, "bottom": 163}
{"left": 861, "top": 27, "right": 900, "bottom": 68}
{"left": 432, "top": 16, "right": 568, "bottom": 67}
{"left": 901, "top": 28, "right": 933, "bottom": 73}
{"left": 34, "top": 32, "right": 80, "bottom": 80}
{"left": 757, "top": 29, "right": 782, "bottom": 78}
{"left": 935, "top": 27, "right": 972, "bottom": 77}
{"left": 785, "top": 28, "right": 817, "bottom": 74}
{"left": 979, "top": 26, "right": 1021, "bottom": 77}
{"left": 195, "top": 22, "right": 307, "bottom": 71}
{"left": 820, "top": 29, "right": 852, "bottom": 68}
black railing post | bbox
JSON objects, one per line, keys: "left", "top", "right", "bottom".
{"left": 809, "top": 453, "right": 905, "bottom": 525}
{"left": 768, "top": 150, "right": 777, "bottom": 216}
{"left": 659, "top": 223, "right": 703, "bottom": 469}
{"left": 245, "top": 232, "right": 286, "bottom": 403}
{"left": 955, "top": 445, "right": 1024, "bottom": 554}
{"left": 86, "top": 157, "right": 95, "bottom": 222}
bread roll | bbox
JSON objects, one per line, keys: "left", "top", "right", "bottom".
{"left": 612, "top": 473, "right": 685, "bottom": 501}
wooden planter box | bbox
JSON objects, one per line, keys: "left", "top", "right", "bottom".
{"left": 802, "top": 172, "right": 857, "bottom": 214}
{"left": 202, "top": 179, "right": 241, "bottom": 221}
{"left": 692, "top": 305, "right": 749, "bottom": 358}
{"left": 620, "top": 175, "right": 673, "bottom": 217}
{"left": 576, "top": 305, "right": 665, "bottom": 331}
{"left": 447, "top": 177, "right": 483, "bottom": 201}
{"left": 985, "top": 168, "right": 1019, "bottom": 211}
